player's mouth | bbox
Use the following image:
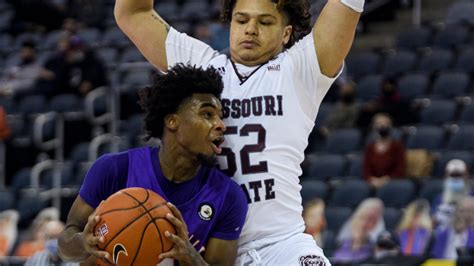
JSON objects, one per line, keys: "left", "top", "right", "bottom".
{"left": 211, "top": 136, "right": 224, "bottom": 154}
{"left": 241, "top": 40, "right": 258, "bottom": 49}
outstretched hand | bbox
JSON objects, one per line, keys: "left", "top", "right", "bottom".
{"left": 158, "top": 203, "right": 207, "bottom": 266}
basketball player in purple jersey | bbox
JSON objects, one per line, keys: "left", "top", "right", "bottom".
{"left": 58, "top": 64, "right": 248, "bottom": 265}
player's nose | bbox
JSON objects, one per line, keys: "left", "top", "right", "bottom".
{"left": 215, "top": 117, "right": 226, "bottom": 133}
{"left": 245, "top": 19, "right": 258, "bottom": 35}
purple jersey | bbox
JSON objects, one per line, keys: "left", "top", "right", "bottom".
{"left": 79, "top": 147, "right": 247, "bottom": 252}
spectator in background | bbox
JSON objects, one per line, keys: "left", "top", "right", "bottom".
{"left": 37, "top": 35, "right": 107, "bottom": 98}
{"left": 0, "top": 106, "right": 11, "bottom": 141}
{"left": 322, "top": 80, "right": 359, "bottom": 133}
{"left": 0, "top": 210, "right": 19, "bottom": 257}
{"left": 333, "top": 198, "right": 385, "bottom": 264}
{"left": 0, "top": 40, "right": 42, "bottom": 99}
{"left": 431, "top": 198, "right": 474, "bottom": 260}
{"left": 25, "top": 220, "right": 78, "bottom": 266}
{"left": 303, "top": 199, "right": 327, "bottom": 248}
{"left": 397, "top": 199, "right": 433, "bottom": 257}
{"left": 360, "top": 230, "right": 426, "bottom": 266}
{"left": 14, "top": 207, "right": 60, "bottom": 258}
{"left": 433, "top": 159, "right": 473, "bottom": 229}
{"left": 363, "top": 113, "right": 406, "bottom": 188}
{"left": 357, "top": 77, "right": 414, "bottom": 128}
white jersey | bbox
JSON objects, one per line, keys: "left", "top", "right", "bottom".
{"left": 166, "top": 28, "right": 339, "bottom": 252}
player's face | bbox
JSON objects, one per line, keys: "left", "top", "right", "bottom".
{"left": 175, "top": 93, "right": 226, "bottom": 161}
{"left": 229, "top": 0, "right": 292, "bottom": 66}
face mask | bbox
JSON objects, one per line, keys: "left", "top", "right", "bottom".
{"left": 445, "top": 177, "right": 465, "bottom": 192}
{"left": 377, "top": 127, "right": 391, "bottom": 138}
{"left": 45, "top": 239, "right": 58, "bottom": 256}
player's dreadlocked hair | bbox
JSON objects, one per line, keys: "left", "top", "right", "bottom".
{"left": 138, "top": 64, "right": 223, "bottom": 140}
{"left": 220, "top": 0, "right": 312, "bottom": 48}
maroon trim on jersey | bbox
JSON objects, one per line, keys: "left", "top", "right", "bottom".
{"left": 230, "top": 60, "right": 266, "bottom": 85}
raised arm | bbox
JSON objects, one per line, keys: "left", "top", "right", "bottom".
{"left": 313, "top": 0, "right": 362, "bottom": 77}
{"left": 114, "top": 0, "right": 170, "bottom": 71}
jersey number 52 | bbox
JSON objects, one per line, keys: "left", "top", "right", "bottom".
{"left": 217, "top": 124, "right": 268, "bottom": 177}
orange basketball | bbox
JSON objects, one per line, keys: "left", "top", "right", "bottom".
{"left": 94, "top": 187, "right": 176, "bottom": 266}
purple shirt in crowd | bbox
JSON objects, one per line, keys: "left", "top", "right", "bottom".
{"left": 79, "top": 147, "right": 248, "bottom": 252}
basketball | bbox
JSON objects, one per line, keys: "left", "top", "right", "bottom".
{"left": 93, "top": 187, "right": 176, "bottom": 266}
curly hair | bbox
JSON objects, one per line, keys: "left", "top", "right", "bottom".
{"left": 138, "top": 64, "right": 224, "bottom": 140}
{"left": 220, "top": 0, "right": 312, "bottom": 48}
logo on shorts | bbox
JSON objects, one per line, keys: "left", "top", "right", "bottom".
{"left": 96, "top": 224, "right": 108, "bottom": 237}
{"left": 198, "top": 203, "right": 214, "bottom": 221}
{"left": 299, "top": 255, "right": 326, "bottom": 266}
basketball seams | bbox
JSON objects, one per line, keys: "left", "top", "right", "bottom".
{"left": 123, "top": 190, "right": 168, "bottom": 257}
{"left": 131, "top": 219, "right": 154, "bottom": 265}
{"left": 99, "top": 205, "right": 142, "bottom": 216}
{"left": 121, "top": 189, "right": 150, "bottom": 204}
{"left": 102, "top": 203, "right": 167, "bottom": 250}
{"left": 153, "top": 218, "right": 167, "bottom": 254}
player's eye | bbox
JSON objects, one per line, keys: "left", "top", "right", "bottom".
{"left": 260, "top": 21, "right": 272, "bottom": 26}
{"left": 235, "top": 18, "right": 247, "bottom": 24}
{"left": 203, "top": 112, "right": 212, "bottom": 119}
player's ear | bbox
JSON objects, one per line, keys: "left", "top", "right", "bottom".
{"left": 282, "top": 25, "right": 292, "bottom": 46}
{"left": 164, "top": 114, "right": 179, "bottom": 131}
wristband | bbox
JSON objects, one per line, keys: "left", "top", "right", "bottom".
{"left": 340, "top": 0, "right": 365, "bottom": 13}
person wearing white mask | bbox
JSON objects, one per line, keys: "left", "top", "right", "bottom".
{"left": 432, "top": 159, "right": 473, "bottom": 229}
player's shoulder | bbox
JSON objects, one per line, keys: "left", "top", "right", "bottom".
{"left": 207, "top": 54, "right": 230, "bottom": 69}
{"left": 92, "top": 150, "right": 130, "bottom": 173}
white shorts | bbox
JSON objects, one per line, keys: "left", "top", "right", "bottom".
{"left": 236, "top": 233, "right": 331, "bottom": 266}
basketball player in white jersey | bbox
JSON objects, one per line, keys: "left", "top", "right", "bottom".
{"left": 114, "top": 0, "right": 363, "bottom": 264}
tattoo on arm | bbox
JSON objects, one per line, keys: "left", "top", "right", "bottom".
{"left": 151, "top": 13, "right": 170, "bottom": 32}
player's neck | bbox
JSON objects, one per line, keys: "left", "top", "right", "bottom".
{"left": 158, "top": 144, "right": 200, "bottom": 184}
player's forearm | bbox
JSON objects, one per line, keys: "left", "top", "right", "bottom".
{"left": 181, "top": 252, "right": 209, "bottom": 266}
{"left": 313, "top": 0, "right": 361, "bottom": 77}
{"left": 58, "top": 228, "right": 90, "bottom": 262}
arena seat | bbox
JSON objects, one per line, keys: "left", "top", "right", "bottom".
{"left": 459, "top": 104, "right": 474, "bottom": 125}
{"left": 302, "top": 154, "right": 347, "bottom": 180}
{"left": 346, "top": 51, "right": 381, "bottom": 79}
{"left": 382, "top": 50, "right": 417, "bottom": 76}
{"left": 431, "top": 72, "right": 470, "bottom": 99}
{"left": 0, "top": 190, "right": 14, "bottom": 211}
{"left": 417, "top": 49, "right": 454, "bottom": 74}
{"left": 377, "top": 180, "right": 416, "bottom": 208}
{"left": 447, "top": 125, "right": 474, "bottom": 151}
{"left": 329, "top": 180, "right": 370, "bottom": 208}
{"left": 432, "top": 24, "right": 469, "bottom": 48}
{"left": 454, "top": 47, "right": 474, "bottom": 74}
{"left": 395, "top": 26, "right": 432, "bottom": 49}
{"left": 419, "top": 179, "right": 444, "bottom": 203}
{"left": 355, "top": 75, "right": 383, "bottom": 101}
{"left": 300, "top": 180, "right": 329, "bottom": 203}
{"left": 383, "top": 207, "right": 402, "bottom": 231}
{"left": 445, "top": 1, "right": 474, "bottom": 25}
{"left": 324, "top": 129, "right": 362, "bottom": 154}
{"left": 397, "top": 73, "right": 429, "bottom": 100}
{"left": 325, "top": 207, "right": 352, "bottom": 233}
{"left": 347, "top": 154, "right": 363, "bottom": 177}
{"left": 17, "top": 95, "right": 47, "bottom": 115}
{"left": 49, "top": 94, "right": 83, "bottom": 113}
{"left": 419, "top": 100, "right": 457, "bottom": 125}
{"left": 406, "top": 126, "right": 445, "bottom": 150}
